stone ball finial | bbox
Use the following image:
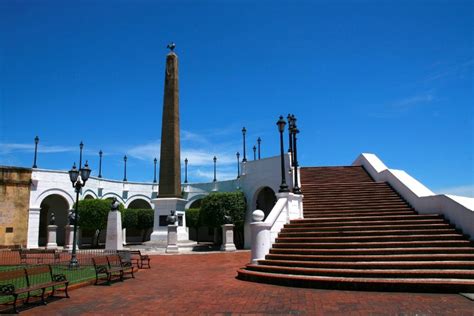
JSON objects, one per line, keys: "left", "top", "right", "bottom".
{"left": 252, "top": 209, "right": 265, "bottom": 222}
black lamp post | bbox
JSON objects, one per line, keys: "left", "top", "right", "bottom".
{"left": 291, "top": 117, "right": 302, "bottom": 194}
{"left": 277, "top": 116, "right": 289, "bottom": 193}
{"left": 287, "top": 114, "right": 293, "bottom": 154}
{"left": 98, "top": 150, "right": 103, "bottom": 178}
{"left": 79, "top": 141, "right": 84, "bottom": 168}
{"left": 68, "top": 160, "right": 91, "bottom": 268}
{"left": 242, "top": 127, "right": 247, "bottom": 162}
{"left": 253, "top": 145, "right": 256, "bottom": 160}
{"left": 184, "top": 158, "right": 188, "bottom": 184}
{"left": 123, "top": 155, "right": 127, "bottom": 182}
{"left": 257, "top": 137, "right": 261, "bottom": 160}
{"left": 213, "top": 156, "right": 217, "bottom": 182}
{"left": 32, "top": 136, "right": 39, "bottom": 168}
{"left": 236, "top": 152, "right": 240, "bottom": 178}
{"left": 153, "top": 158, "right": 157, "bottom": 183}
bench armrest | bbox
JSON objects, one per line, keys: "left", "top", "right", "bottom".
{"left": 52, "top": 274, "right": 67, "bottom": 282}
{"left": 0, "top": 284, "right": 15, "bottom": 295}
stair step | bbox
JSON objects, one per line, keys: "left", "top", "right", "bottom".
{"left": 275, "top": 234, "right": 465, "bottom": 243}
{"left": 269, "top": 246, "right": 474, "bottom": 255}
{"left": 245, "top": 264, "right": 474, "bottom": 279}
{"left": 303, "top": 211, "right": 415, "bottom": 218}
{"left": 291, "top": 214, "right": 442, "bottom": 224}
{"left": 279, "top": 228, "right": 458, "bottom": 237}
{"left": 273, "top": 240, "right": 472, "bottom": 249}
{"left": 237, "top": 269, "right": 474, "bottom": 293}
{"left": 257, "top": 259, "right": 474, "bottom": 269}
{"left": 265, "top": 253, "right": 474, "bottom": 262}
{"left": 282, "top": 223, "right": 452, "bottom": 232}
{"left": 286, "top": 219, "right": 446, "bottom": 228}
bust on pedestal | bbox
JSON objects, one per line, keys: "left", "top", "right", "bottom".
{"left": 64, "top": 209, "right": 79, "bottom": 250}
{"left": 46, "top": 212, "right": 58, "bottom": 249}
{"left": 166, "top": 210, "right": 179, "bottom": 253}
{"left": 105, "top": 198, "right": 123, "bottom": 250}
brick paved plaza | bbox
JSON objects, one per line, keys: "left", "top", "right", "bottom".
{"left": 20, "top": 251, "right": 474, "bottom": 315}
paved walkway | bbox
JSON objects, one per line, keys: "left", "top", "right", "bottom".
{"left": 21, "top": 251, "right": 474, "bottom": 315}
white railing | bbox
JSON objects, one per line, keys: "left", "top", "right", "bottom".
{"left": 353, "top": 153, "right": 474, "bottom": 240}
{"left": 250, "top": 192, "right": 303, "bottom": 264}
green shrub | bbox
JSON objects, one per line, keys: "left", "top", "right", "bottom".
{"left": 199, "top": 191, "right": 246, "bottom": 248}
{"left": 137, "top": 209, "right": 154, "bottom": 230}
{"left": 186, "top": 208, "right": 201, "bottom": 228}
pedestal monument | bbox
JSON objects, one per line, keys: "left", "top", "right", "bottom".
{"left": 150, "top": 44, "right": 188, "bottom": 244}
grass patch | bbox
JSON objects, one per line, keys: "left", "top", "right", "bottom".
{"left": 0, "top": 264, "right": 97, "bottom": 305}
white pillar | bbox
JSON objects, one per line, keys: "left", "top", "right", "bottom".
{"left": 27, "top": 207, "right": 41, "bottom": 249}
{"left": 46, "top": 225, "right": 58, "bottom": 249}
{"left": 221, "top": 224, "right": 236, "bottom": 251}
{"left": 166, "top": 225, "right": 179, "bottom": 253}
{"left": 250, "top": 210, "right": 271, "bottom": 264}
{"left": 105, "top": 210, "right": 123, "bottom": 250}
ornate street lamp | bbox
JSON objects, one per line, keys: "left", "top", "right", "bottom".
{"left": 257, "top": 137, "right": 261, "bottom": 160}
{"left": 98, "top": 150, "right": 103, "bottom": 178}
{"left": 32, "top": 136, "right": 39, "bottom": 168}
{"left": 291, "top": 116, "right": 302, "bottom": 194}
{"left": 123, "top": 155, "right": 127, "bottom": 182}
{"left": 236, "top": 152, "right": 240, "bottom": 178}
{"left": 68, "top": 160, "right": 91, "bottom": 268}
{"left": 287, "top": 114, "right": 293, "bottom": 154}
{"left": 277, "top": 116, "right": 289, "bottom": 192}
{"left": 184, "top": 158, "right": 188, "bottom": 184}
{"left": 213, "top": 156, "right": 217, "bottom": 182}
{"left": 153, "top": 158, "right": 157, "bottom": 183}
{"left": 242, "top": 127, "right": 247, "bottom": 162}
{"left": 253, "top": 145, "right": 256, "bottom": 160}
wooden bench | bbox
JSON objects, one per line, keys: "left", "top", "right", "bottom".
{"left": 19, "top": 249, "right": 60, "bottom": 265}
{"left": 0, "top": 265, "right": 69, "bottom": 313}
{"left": 107, "top": 254, "right": 137, "bottom": 279}
{"left": 122, "top": 250, "right": 150, "bottom": 269}
{"left": 92, "top": 256, "right": 124, "bottom": 285}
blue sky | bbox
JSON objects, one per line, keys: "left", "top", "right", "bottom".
{"left": 0, "top": 0, "right": 473, "bottom": 196}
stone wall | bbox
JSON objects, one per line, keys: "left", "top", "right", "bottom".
{"left": 0, "top": 166, "right": 32, "bottom": 246}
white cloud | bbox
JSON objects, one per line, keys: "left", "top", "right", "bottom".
{"left": 392, "top": 93, "right": 435, "bottom": 109}
{"left": 126, "top": 141, "right": 160, "bottom": 161}
{"left": 436, "top": 185, "right": 474, "bottom": 198}
{"left": 0, "top": 143, "right": 76, "bottom": 155}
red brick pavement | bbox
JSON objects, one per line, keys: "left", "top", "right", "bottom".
{"left": 19, "top": 251, "right": 474, "bottom": 315}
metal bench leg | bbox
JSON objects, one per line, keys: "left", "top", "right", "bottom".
{"left": 13, "top": 294, "right": 19, "bottom": 314}
{"left": 41, "top": 288, "right": 47, "bottom": 305}
{"left": 64, "top": 282, "right": 70, "bottom": 298}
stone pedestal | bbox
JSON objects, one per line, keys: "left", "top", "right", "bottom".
{"left": 64, "top": 225, "right": 79, "bottom": 250}
{"left": 46, "top": 225, "right": 58, "bottom": 249}
{"left": 150, "top": 198, "right": 188, "bottom": 245}
{"left": 166, "top": 225, "right": 179, "bottom": 253}
{"left": 105, "top": 211, "right": 123, "bottom": 250}
{"left": 220, "top": 224, "right": 236, "bottom": 251}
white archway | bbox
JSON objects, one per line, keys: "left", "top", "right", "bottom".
{"left": 125, "top": 195, "right": 153, "bottom": 209}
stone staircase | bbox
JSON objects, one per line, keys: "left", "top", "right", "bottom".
{"left": 237, "top": 166, "right": 474, "bottom": 292}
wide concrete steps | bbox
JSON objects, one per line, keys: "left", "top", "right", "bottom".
{"left": 257, "top": 259, "right": 474, "bottom": 270}
{"left": 237, "top": 268, "right": 474, "bottom": 293}
{"left": 237, "top": 165, "right": 474, "bottom": 292}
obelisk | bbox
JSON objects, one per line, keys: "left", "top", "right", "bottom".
{"left": 150, "top": 43, "right": 188, "bottom": 244}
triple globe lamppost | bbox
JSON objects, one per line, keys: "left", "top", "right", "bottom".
{"left": 67, "top": 141, "right": 91, "bottom": 268}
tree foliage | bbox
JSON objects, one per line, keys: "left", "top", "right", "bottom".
{"left": 186, "top": 208, "right": 201, "bottom": 229}
{"left": 200, "top": 192, "right": 246, "bottom": 229}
